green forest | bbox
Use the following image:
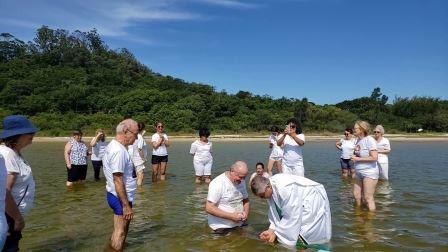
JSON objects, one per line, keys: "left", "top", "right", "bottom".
{"left": 1, "top": 26, "right": 447, "bottom": 136}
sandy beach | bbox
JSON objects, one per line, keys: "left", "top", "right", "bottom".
{"left": 32, "top": 134, "right": 448, "bottom": 142}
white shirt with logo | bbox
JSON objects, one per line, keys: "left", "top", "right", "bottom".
{"left": 207, "top": 172, "right": 248, "bottom": 230}
{"left": 103, "top": 140, "right": 137, "bottom": 202}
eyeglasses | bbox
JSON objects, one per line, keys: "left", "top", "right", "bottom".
{"left": 290, "top": 125, "right": 296, "bottom": 128}
{"left": 126, "top": 129, "right": 138, "bottom": 136}
{"left": 373, "top": 131, "right": 380, "bottom": 133}
{"left": 344, "top": 133, "right": 349, "bottom": 135}
{"left": 157, "top": 125, "right": 164, "bottom": 129}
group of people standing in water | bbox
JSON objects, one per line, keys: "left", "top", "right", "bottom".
{"left": 0, "top": 114, "right": 391, "bottom": 251}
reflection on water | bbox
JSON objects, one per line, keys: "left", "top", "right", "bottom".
{"left": 18, "top": 141, "right": 448, "bottom": 251}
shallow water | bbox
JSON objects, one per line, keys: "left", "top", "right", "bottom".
{"left": 19, "top": 141, "right": 448, "bottom": 251}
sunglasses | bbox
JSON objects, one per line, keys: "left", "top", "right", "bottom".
{"left": 373, "top": 131, "right": 380, "bottom": 133}
{"left": 157, "top": 125, "right": 164, "bottom": 128}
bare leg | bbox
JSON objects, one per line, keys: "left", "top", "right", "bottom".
{"left": 152, "top": 163, "right": 159, "bottom": 182}
{"left": 160, "top": 162, "right": 167, "bottom": 181}
{"left": 341, "top": 169, "right": 349, "bottom": 178}
{"left": 276, "top": 159, "right": 283, "bottom": 173}
{"left": 204, "top": 175, "right": 211, "bottom": 184}
{"left": 137, "top": 170, "right": 144, "bottom": 186}
{"left": 195, "top": 176, "right": 201, "bottom": 184}
{"left": 66, "top": 181, "right": 73, "bottom": 186}
{"left": 363, "top": 178, "right": 378, "bottom": 211}
{"left": 350, "top": 168, "right": 356, "bottom": 179}
{"left": 110, "top": 215, "right": 130, "bottom": 251}
{"left": 353, "top": 178, "right": 363, "bottom": 207}
{"left": 267, "top": 159, "right": 275, "bottom": 176}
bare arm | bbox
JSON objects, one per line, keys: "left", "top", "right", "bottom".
{"left": 335, "top": 140, "right": 342, "bottom": 150}
{"left": 242, "top": 198, "right": 250, "bottom": 220}
{"left": 289, "top": 133, "right": 305, "bottom": 146}
{"left": 64, "top": 142, "right": 72, "bottom": 168}
{"left": 277, "top": 133, "right": 287, "bottom": 146}
{"left": 5, "top": 173, "right": 25, "bottom": 231}
{"left": 90, "top": 136, "right": 100, "bottom": 147}
{"left": 113, "top": 173, "right": 133, "bottom": 220}
{"left": 205, "top": 201, "right": 243, "bottom": 223}
{"left": 138, "top": 149, "right": 146, "bottom": 161}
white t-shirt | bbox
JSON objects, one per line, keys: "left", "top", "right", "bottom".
{"left": 282, "top": 134, "right": 306, "bottom": 166}
{"left": 339, "top": 138, "right": 357, "bottom": 159}
{"left": 91, "top": 140, "right": 108, "bottom": 161}
{"left": 190, "top": 139, "right": 213, "bottom": 161}
{"left": 249, "top": 172, "right": 270, "bottom": 183}
{"left": 207, "top": 172, "right": 248, "bottom": 230}
{"left": 151, "top": 133, "right": 168, "bottom": 156}
{"left": 376, "top": 137, "right": 390, "bottom": 163}
{"left": 0, "top": 145, "right": 35, "bottom": 216}
{"left": 128, "top": 134, "right": 147, "bottom": 166}
{"left": 354, "top": 136, "right": 378, "bottom": 170}
{"left": 103, "top": 140, "right": 137, "bottom": 202}
{"left": 0, "top": 155, "right": 7, "bottom": 214}
{"left": 268, "top": 135, "right": 283, "bottom": 158}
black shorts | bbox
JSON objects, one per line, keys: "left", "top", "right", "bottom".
{"left": 67, "top": 164, "right": 88, "bottom": 182}
{"left": 151, "top": 155, "right": 168, "bottom": 164}
{"left": 340, "top": 158, "right": 354, "bottom": 170}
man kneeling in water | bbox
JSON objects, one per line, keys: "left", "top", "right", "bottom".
{"left": 250, "top": 174, "right": 332, "bottom": 249}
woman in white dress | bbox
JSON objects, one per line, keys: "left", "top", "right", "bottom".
{"left": 373, "top": 125, "right": 391, "bottom": 180}
{"left": 267, "top": 126, "right": 283, "bottom": 176}
{"left": 190, "top": 128, "right": 213, "bottom": 184}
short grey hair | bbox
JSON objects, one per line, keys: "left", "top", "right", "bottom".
{"left": 116, "top": 119, "right": 138, "bottom": 134}
{"left": 250, "top": 176, "right": 270, "bottom": 197}
{"left": 230, "top": 161, "right": 248, "bottom": 173}
{"left": 375, "top": 125, "right": 385, "bottom": 135}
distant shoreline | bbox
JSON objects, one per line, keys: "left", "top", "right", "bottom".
{"left": 32, "top": 134, "right": 448, "bottom": 142}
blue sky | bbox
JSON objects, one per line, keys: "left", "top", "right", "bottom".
{"left": 1, "top": 0, "right": 447, "bottom": 104}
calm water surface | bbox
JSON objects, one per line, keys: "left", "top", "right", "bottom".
{"left": 20, "top": 141, "right": 448, "bottom": 251}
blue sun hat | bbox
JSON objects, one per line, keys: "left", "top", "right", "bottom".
{"left": 0, "top": 115, "right": 39, "bottom": 140}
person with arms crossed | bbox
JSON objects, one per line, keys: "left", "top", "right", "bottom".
{"left": 267, "top": 126, "right": 283, "bottom": 176}
{"left": 205, "top": 161, "right": 250, "bottom": 234}
{"left": 373, "top": 125, "right": 391, "bottom": 180}
{"left": 103, "top": 119, "right": 138, "bottom": 251}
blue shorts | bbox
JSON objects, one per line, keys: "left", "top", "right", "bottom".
{"left": 340, "top": 158, "right": 354, "bottom": 170}
{"left": 107, "top": 192, "right": 132, "bottom": 216}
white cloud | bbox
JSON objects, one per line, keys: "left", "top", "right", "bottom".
{"left": 198, "top": 0, "right": 260, "bottom": 8}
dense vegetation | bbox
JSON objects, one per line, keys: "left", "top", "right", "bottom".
{"left": 1, "top": 27, "right": 447, "bottom": 135}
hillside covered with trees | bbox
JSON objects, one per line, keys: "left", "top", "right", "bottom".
{"left": 1, "top": 26, "right": 447, "bottom": 135}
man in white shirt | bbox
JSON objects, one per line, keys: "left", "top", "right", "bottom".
{"left": 103, "top": 119, "right": 138, "bottom": 251}
{"left": 205, "top": 161, "right": 250, "bottom": 233}
{"left": 250, "top": 174, "right": 331, "bottom": 249}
